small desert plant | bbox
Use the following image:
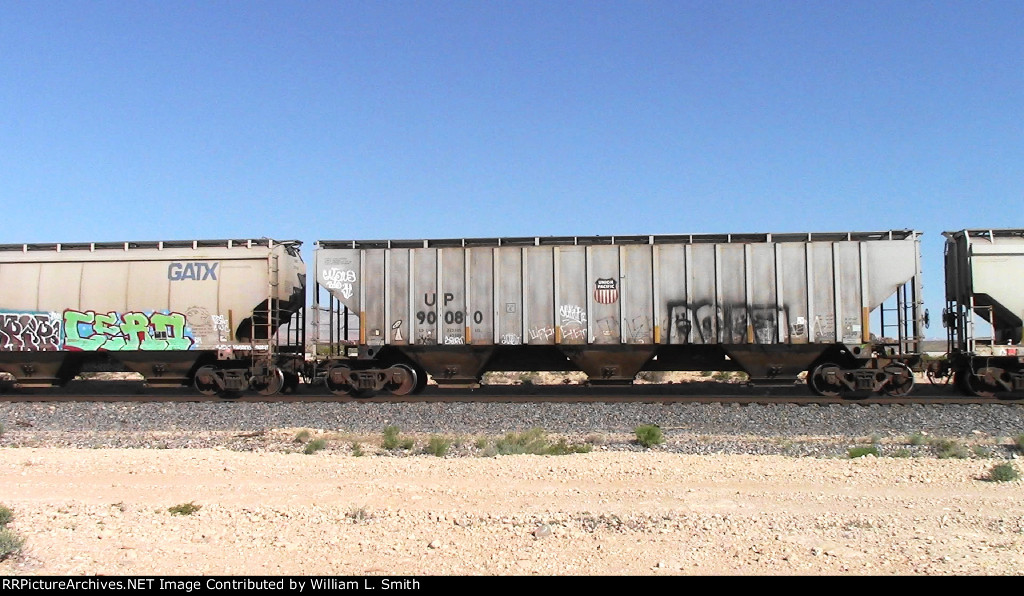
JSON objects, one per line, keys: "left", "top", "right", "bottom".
{"left": 495, "top": 428, "right": 551, "bottom": 455}
{"left": 347, "top": 506, "right": 371, "bottom": 522}
{"left": 382, "top": 426, "right": 401, "bottom": 450}
{"left": 0, "top": 505, "right": 13, "bottom": 527}
{"left": 426, "top": 435, "right": 452, "bottom": 457}
{"left": 0, "top": 528, "right": 25, "bottom": 561}
{"left": 930, "top": 438, "right": 970, "bottom": 459}
{"left": 293, "top": 429, "right": 312, "bottom": 443}
{"left": 634, "top": 424, "right": 664, "bottom": 448}
{"left": 303, "top": 438, "right": 328, "bottom": 454}
{"left": 168, "top": 502, "right": 201, "bottom": 516}
{"left": 909, "top": 432, "right": 928, "bottom": 446}
{"left": 986, "top": 462, "right": 1021, "bottom": 482}
{"left": 475, "top": 436, "right": 489, "bottom": 450}
{"left": 492, "top": 428, "right": 591, "bottom": 456}
{"left": 545, "top": 438, "right": 593, "bottom": 455}
{"left": 1014, "top": 435, "right": 1024, "bottom": 452}
{"left": 847, "top": 446, "right": 879, "bottom": 458}
{"left": 351, "top": 442, "right": 364, "bottom": 457}
{"left": 890, "top": 448, "right": 913, "bottom": 458}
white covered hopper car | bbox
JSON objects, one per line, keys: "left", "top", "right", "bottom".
{"left": 0, "top": 239, "right": 305, "bottom": 396}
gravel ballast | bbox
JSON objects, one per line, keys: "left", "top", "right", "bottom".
{"left": 1, "top": 399, "right": 1022, "bottom": 576}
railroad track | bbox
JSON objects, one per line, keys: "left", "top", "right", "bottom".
{"left": 1, "top": 379, "right": 1018, "bottom": 405}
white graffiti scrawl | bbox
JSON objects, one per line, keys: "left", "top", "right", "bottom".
{"left": 322, "top": 267, "right": 356, "bottom": 300}
{"left": 559, "top": 304, "right": 586, "bottom": 325}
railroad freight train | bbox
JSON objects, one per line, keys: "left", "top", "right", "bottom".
{"left": 0, "top": 229, "right": 1021, "bottom": 399}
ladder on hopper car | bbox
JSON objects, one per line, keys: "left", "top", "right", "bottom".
{"left": 878, "top": 281, "right": 922, "bottom": 357}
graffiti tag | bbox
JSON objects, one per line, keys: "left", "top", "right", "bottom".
{"left": 63, "top": 310, "right": 195, "bottom": 351}
{"left": 0, "top": 312, "right": 62, "bottom": 351}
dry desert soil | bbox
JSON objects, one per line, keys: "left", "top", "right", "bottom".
{"left": 1, "top": 442, "right": 1023, "bottom": 576}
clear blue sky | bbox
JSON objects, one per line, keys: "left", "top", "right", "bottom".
{"left": 2, "top": 1, "right": 1021, "bottom": 337}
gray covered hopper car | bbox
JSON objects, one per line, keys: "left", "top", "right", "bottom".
{"left": 0, "top": 239, "right": 306, "bottom": 396}
{"left": 933, "top": 229, "right": 1024, "bottom": 397}
{"left": 314, "top": 230, "right": 924, "bottom": 397}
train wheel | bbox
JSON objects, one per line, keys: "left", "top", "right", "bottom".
{"left": 281, "top": 372, "right": 301, "bottom": 394}
{"left": 193, "top": 365, "right": 220, "bottom": 397}
{"left": 808, "top": 363, "right": 843, "bottom": 397}
{"left": 412, "top": 366, "right": 429, "bottom": 395}
{"left": 251, "top": 367, "right": 285, "bottom": 396}
{"left": 325, "top": 365, "right": 374, "bottom": 398}
{"left": 960, "top": 370, "right": 997, "bottom": 398}
{"left": 883, "top": 363, "right": 915, "bottom": 397}
{"left": 384, "top": 364, "right": 418, "bottom": 396}
{"left": 325, "top": 365, "right": 353, "bottom": 397}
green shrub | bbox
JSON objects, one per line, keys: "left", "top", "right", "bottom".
{"left": 382, "top": 426, "right": 401, "bottom": 450}
{"left": 909, "top": 432, "right": 927, "bottom": 446}
{"left": 1015, "top": 435, "right": 1024, "bottom": 452}
{"left": 351, "top": 442, "right": 364, "bottom": 457}
{"left": 474, "top": 437, "right": 489, "bottom": 450}
{"left": 545, "top": 438, "right": 593, "bottom": 455}
{"left": 495, "top": 428, "right": 549, "bottom": 455}
{"left": 493, "top": 428, "right": 591, "bottom": 456}
{"left": 986, "top": 462, "right": 1021, "bottom": 482}
{"left": 634, "top": 424, "right": 664, "bottom": 448}
{"left": 168, "top": 502, "right": 201, "bottom": 516}
{"left": 930, "top": 438, "right": 970, "bottom": 459}
{"left": 303, "top": 438, "right": 327, "bottom": 455}
{"left": 400, "top": 438, "right": 416, "bottom": 450}
{"left": 293, "top": 429, "right": 312, "bottom": 443}
{"left": 0, "top": 528, "right": 25, "bottom": 561}
{"left": 0, "top": 505, "right": 12, "bottom": 527}
{"left": 890, "top": 448, "right": 913, "bottom": 458}
{"left": 426, "top": 436, "right": 452, "bottom": 457}
{"left": 847, "top": 446, "right": 879, "bottom": 458}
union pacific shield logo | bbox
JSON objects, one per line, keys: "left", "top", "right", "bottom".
{"left": 594, "top": 278, "right": 618, "bottom": 304}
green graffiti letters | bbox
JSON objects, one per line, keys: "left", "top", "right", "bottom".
{"left": 63, "top": 310, "right": 195, "bottom": 351}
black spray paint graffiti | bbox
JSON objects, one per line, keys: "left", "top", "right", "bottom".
{"left": 0, "top": 312, "right": 62, "bottom": 351}
{"left": 667, "top": 302, "right": 792, "bottom": 344}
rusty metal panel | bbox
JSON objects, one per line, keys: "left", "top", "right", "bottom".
{"left": 525, "top": 246, "right": 554, "bottom": 345}
{"left": 587, "top": 245, "right": 620, "bottom": 344}
{"left": 555, "top": 246, "right": 588, "bottom": 345}
{"left": 835, "top": 242, "right": 863, "bottom": 343}
{"left": 439, "top": 248, "right": 466, "bottom": 346}
{"left": 686, "top": 243, "right": 718, "bottom": 344}
{"left": 717, "top": 244, "right": 746, "bottom": 344}
{"left": 495, "top": 247, "right": 523, "bottom": 346}
{"left": 747, "top": 243, "right": 778, "bottom": 343}
{"left": 386, "top": 249, "right": 410, "bottom": 345}
{"left": 657, "top": 244, "right": 687, "bottom": 344}
{"left": 361, "top": 250, "right": 386, "bottom": 346}
{"left": 467, "top": 248, "right": 493, "bottom": 345}
{"left": 411, "top": 248, "right": 438, "bottom": 345}
{"left": 809, "top": 243, "right": 836, "bottom": 343}
{"left": 621, "top": 245, "right": 653, "bottom": 344}
{"left": 778, "top": 243, "right": 809, "bottom": 343}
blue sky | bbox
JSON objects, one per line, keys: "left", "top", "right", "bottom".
{"left": 2, "top": 1, "right": 1021, "bottom": 337}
